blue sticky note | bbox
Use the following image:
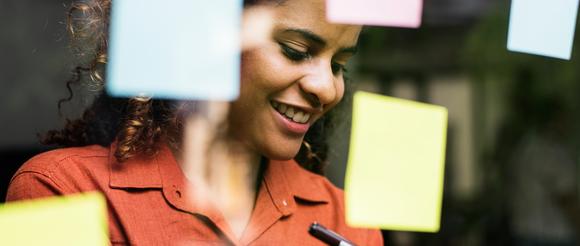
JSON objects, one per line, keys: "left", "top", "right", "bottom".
{"left": 507, "top": 0, "right": 579, "bottom": 60}
{"left": 107, "top": 0, "right": 242, "bottom": 100}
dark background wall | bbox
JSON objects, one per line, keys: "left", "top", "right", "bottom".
{"left": 1, "top": 0, "right": 71, "bottom": 201}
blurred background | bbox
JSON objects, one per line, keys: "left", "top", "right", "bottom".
{"left": 2, "top": 0, "right": 580, "bottom": 245}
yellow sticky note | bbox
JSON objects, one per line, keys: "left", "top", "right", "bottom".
{"left": 345, "top": 91, "right": 448, "bottom": 232}
{"left": 0, "top": 192, "right": 109, "bottom": 245}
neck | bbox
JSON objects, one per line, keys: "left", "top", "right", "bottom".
{"left": 176, "top": 116, "right": 263, "bottom": 237}
{"left": 208, "top": 138, "right": 263, "bottom": 201}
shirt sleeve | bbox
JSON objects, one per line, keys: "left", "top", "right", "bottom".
{"left": 5, "top": 170, "right": 69, "bottom": 202}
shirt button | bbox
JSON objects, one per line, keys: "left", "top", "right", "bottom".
{"left": 282, "top": 200, "right": 288, "bottom": 206}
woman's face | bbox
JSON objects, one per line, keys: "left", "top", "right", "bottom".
{"left": 229, "top": 0, "right": 361, "bottom": 160}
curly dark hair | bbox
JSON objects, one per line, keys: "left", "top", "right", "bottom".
{"left": 43, "top": 0, "right": 351, "bottom": 175}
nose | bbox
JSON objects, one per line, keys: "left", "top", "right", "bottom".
{"left": 298, "top": 60, "right": 338, "bottom": 108}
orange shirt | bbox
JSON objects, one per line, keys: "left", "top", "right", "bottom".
{"left": 6, "top": 144, "right": 383, "bottom": 245}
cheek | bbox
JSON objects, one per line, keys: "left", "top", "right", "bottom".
{"left": 327, "top": 79, "right": 345, "bottom": 109}
{"left": 318, "top": 79, "right": 345, "bottom": 118}
{"left": 240, "top": 46, "right": 292, "bottom": 91}
{"left": 336, "top": 79, "right": 345, "bottom": 102}
{"left": 240, "top": 51, "right": 260, "bottom": 89}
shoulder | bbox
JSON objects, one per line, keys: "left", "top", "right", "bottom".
{"left": 6, "top": 145, "right": 111, "bottom": 201}
{"left": 16, "top": 145, "right": 108, "bottom": 171}
{"left": 12, "top": 145, "right": 110, "bottom": 180}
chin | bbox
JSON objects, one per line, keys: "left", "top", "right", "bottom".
{"left": 260, "top": 139, "right": 302, "bottom": 161}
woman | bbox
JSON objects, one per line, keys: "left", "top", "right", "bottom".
{"left": 7, "top": 0, "right": 383, "bottom": 245}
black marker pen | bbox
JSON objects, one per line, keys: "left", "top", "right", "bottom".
{"left": 309, "top": 222, "right": 356, "bottom": 246}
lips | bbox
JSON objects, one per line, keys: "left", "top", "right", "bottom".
{"left": 271, "top": 101, "right": 311, "bottom": 124}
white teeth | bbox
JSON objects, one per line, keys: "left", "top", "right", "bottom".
{"left": 273, "top": 101, "right": 312, "bottom": 124}
{"left": 279, "top": 104, "right": 287, "bottom": 113}
{"left": 293, "top": 111, "right": 303, "bottom": 122}
{"left": 285, "top": 107, "right": 295, "bottom": 118}
{"left": 301, "top": 113, "right": 310, "bottom": 123}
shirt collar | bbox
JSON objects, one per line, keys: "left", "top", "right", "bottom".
{"left": 108, "top": 141, "right": 331, "bottom": 205}
{"left": 266, "top": 159, "right": 330, "bottom": 209}
{"left": 108, "top": 142, "right": 163, "bottom": 189}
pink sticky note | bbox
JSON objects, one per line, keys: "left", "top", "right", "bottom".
{"left": 326, "top": 0, "right": 423, "bottom": 28}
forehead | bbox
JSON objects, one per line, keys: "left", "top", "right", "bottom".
{"left": 271, "top": 0, "right": 361, "bottom": 48}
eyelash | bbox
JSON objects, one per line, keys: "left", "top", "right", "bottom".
{"left": 279, "top": 43, "right": 347, "bottom": 76}
{"left": 280, "top": 43, "right": 310, "bottom": 61}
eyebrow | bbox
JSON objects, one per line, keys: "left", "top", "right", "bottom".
{"left": 282, "top": 28, "right": 358, "bottom": 55}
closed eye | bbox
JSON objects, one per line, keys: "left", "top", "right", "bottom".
{"left": 279, "top": 42, "right": 311, "bottom": 61}
{"left": 279, "top": 41, "right": 348, "bottom": 76}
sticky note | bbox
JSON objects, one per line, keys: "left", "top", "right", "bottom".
{"left": 0, "top": 192, "right": 108, "bottom": 245}
{"left": 107, "top": 0, "right": 243, "bottom": 100}
{"left": 507, "top": 0, "right": 579, "bottom": 60}
{"left": 326, "top": 0, "right": 423, "bottom": 28}
{"left": 345, "top": 91, "right": 447, "bottom": 232}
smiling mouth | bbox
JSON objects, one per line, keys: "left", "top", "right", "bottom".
{"left": 271, "top": 101, "right": 311, "bottom": 124}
